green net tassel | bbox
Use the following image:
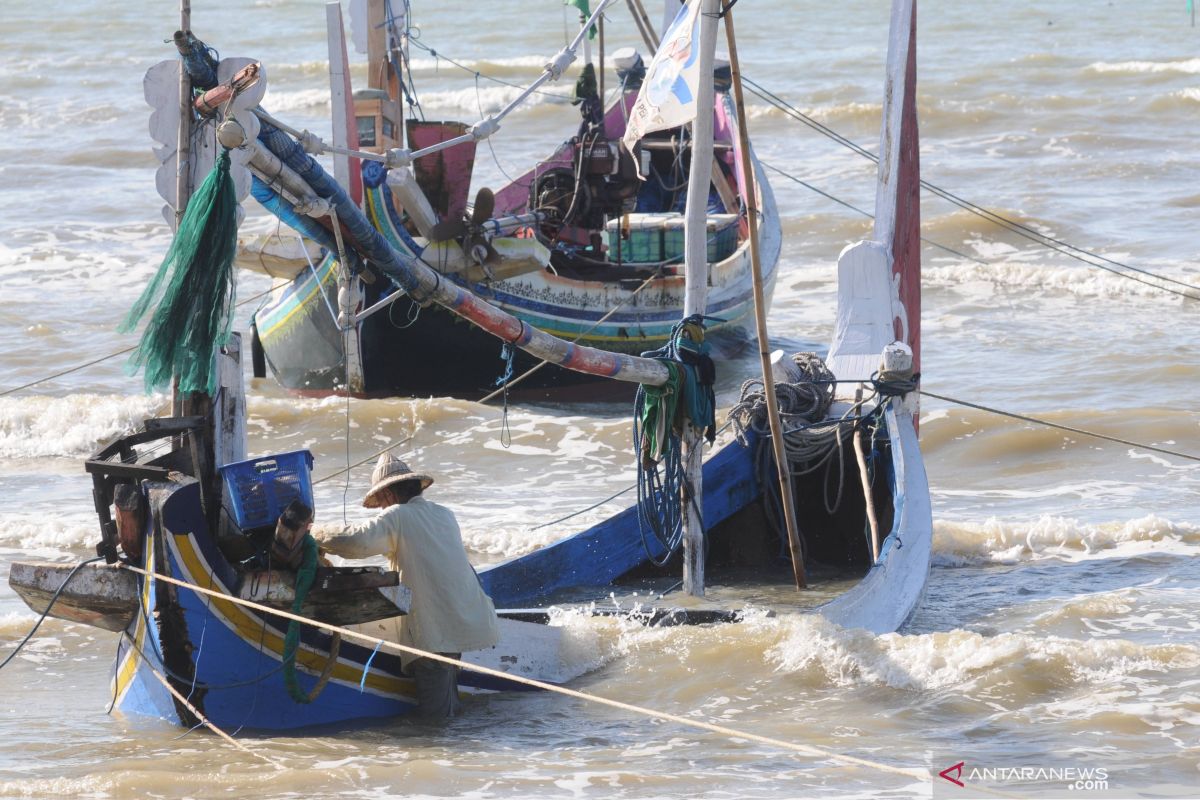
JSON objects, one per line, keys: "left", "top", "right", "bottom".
{"left": 282, "top": 535, "right": 319, "bottom": 704}
{"left": 120, "top": 148, "right": 239, "bottom": 394}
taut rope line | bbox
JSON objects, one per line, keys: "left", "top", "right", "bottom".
{"left": 0, "top": 286, "right": 276, "bottom": 398}
{"left": 116, "top": 562, "right": 926, "bottom": 783}
{"left": 137, "top": 645, "right": 282, "bottom": 768}
{"left": 921, "top": 390, "right": 1200, "bottom": 464}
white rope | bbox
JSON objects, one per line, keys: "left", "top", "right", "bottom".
{"left": 117, "top": 562, "right": 927, "bottom": 783}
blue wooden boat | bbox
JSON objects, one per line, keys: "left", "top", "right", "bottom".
{"left": 231, "top": 1, "right": 781, "bottom": 398}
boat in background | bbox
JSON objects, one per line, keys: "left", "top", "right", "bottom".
{"left": 239, "top": 0, "right": 780, "bottom": 397}
{"left": 9, "top": 0, "right": 929, "bottom": 731}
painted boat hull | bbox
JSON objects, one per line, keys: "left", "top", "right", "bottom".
{"left": 251, "top": 93, "right": 782, "bottom": 398}
{"left": 480, "top": 408, "right": 930, "bottom": 635}
{"left": 107, "top": 480, "right": 594, "bottom": 730}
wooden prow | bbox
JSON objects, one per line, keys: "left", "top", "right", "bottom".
{"left": 874, "top": 0, "right": 920, "bottom": 375}
{"left": 826, "top": 0, "right": 920, "bottom": 395}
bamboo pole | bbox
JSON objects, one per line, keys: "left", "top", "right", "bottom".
{"left": 598, "top": 15, "right": 605, "bottom": 102}
{"left": 630, "top": 0, "right": 661, "bottom": 48}
{"left": 852, "top": 387, "right": 881, "bottom": 562}
{"left": 724, "top": 7, "right": 806, "bottom": 589}
{"left": 171, "top": 0, "right": 193, "bottom": 423}
{"left": 680, "top": 0, "right": 720, "bottom": 598}
{"left": 625, "top": 0, "right": 656, "bottom": 50}
{"left": 174, "top": 1, "right": 192, "bottom": 232}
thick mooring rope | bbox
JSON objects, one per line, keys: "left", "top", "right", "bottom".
{"left": 115, "top": 562, "right": 926, "bottom": 783}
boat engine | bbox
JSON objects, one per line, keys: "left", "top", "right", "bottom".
{"left": 532, "top": 136, "right": 639, "bottom": 243}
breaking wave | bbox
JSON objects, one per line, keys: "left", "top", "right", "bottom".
{"left": 0, "top": 393, "right": 167, "bottom": 458}
{"left": 0, "top": 513, "right": 97, "bottom": 552}
{"left": 922, "top": 259, "right": 1200, "bottom": 301}
{"left": 1085, "top": 58, "right": 1200, "bottom": 75}
{"left": 762, "top": 614, "right": 1200, "bottom": 692}
{"left": 931, "top": 514, "right": 1200, "bottom": 567}
{"left": 417, "top": 85, "right": 568, "bottom": 115}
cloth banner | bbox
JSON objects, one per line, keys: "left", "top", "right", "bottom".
{"left": 622, "top": 0, "right": 705, "bottom": 154}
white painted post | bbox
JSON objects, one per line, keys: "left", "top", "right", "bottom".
{"left": 681, "top": 0, "right": 719, "bottom": 598}
{"left": 581, "top": 7, "right": 593, "bottom": 64}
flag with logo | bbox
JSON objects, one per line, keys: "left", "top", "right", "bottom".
{"left": 621, "top": 0, "right": 705, "bottom": 154}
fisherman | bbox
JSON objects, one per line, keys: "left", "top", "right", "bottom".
{"left": 314, "top": 454, "right": 499, "bottom": 720}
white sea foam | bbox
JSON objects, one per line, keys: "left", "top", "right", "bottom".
{"left": 262, "top": 88, "right": 332, "bottom": 113}
{"left": 1086, "top": 58, "right": 1200, "bottom": 75}
{"left": 408, "top": 55, "right": 556, "bottom": 73}
{"left": 0, "top": 610, "right": 41, "bottom": 637}
{"left": 932, "top": 514, "right": 1200, "bottom": 567}
{"left": 761, "top": 614, "right": 1200, "bottom": 692}
{"left": 0, "top": 393, "right": 167, "bottom": 458}
{"left": 923, "top": 259, "right": 1199, "bottom": 301}
{"left": 417, "top": 85, "right": 567, "bottom": 115}
{"left": 0, "top": 513, "right": 97, "bottom": 552}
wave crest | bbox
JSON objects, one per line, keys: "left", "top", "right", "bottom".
{"left": 932, "top": 514, "right": 1200, "bottom": 566}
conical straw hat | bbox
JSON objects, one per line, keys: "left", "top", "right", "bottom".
{"left": 363, "top": 454, "right": 434, "bottom": 508}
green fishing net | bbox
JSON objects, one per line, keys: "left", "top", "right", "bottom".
{"left": 120, "top": 148, "right": 238, "bottom": 395}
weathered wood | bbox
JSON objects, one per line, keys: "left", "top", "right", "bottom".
{"left": 852, "top": 386, "right": 881, "bottom": 562}
{"left": 326, "top": 2, "right": 363, "bottom": 204}
{"left": 174, "top": 3, "right": 192, "bottom": 232}
{"left": 238, "top": 567, "right": 410, "bottom": 626}
{"left": 9, "top": 561, "right": 139, "bottom": 632}
{"left": 214, "top": 333, "right": 246, "bottom": 468}
{"left": 113, "top": 483, "right": 145, "bottom": 561}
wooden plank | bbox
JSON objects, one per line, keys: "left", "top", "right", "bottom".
{"left": 327, "top": 2, "right": 363, "bottom": 204}
{"left": 214, "top": 333, "right": 245, "bottom": 468}
{"left": 8, "top": 561, "right": 139, "bottom": 632}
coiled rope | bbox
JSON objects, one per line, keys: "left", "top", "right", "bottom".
{"left": 728, "top": 353, "right": 875, "bottom": 540}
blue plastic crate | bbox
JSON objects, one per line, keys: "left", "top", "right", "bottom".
{"left": 219, "top": 450, "right": 315, "bottom": 531}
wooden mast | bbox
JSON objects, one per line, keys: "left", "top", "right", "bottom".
{"left": 680, "top": 0, "right": 719, "bottom": 597}
{"left": 171, "top": 0, "right": 193, "bottom": 424}
{"left": 723, "top": 7, "right": 806, "bottom": 589}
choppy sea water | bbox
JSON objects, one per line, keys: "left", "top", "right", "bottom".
{"left": 1, "top": 1, "right": 1199, "bottom": 797}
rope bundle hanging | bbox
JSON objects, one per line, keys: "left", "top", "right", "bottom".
{"left": 728, "top": 352, "right": 872, "bottom": 542}
{"left": 120, "top": 148, "right": 239, "bottom": 394}
{"left": 633, "top": 316, "right": 718, "bottom": 563}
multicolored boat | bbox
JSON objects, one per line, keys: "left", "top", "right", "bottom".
{"left": 242, "top": 0, "right": 780, "bottom": 397}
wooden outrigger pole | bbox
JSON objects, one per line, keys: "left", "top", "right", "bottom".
{"left": 723, "top": 7, "right": 807, "bottom": 588}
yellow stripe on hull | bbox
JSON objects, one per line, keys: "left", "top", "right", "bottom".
{"left": 168, "top": 532, "right": 417, "bottom": 700}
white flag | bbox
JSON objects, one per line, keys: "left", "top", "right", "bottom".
{"left": 622, "top": 0, "right": 705, "bottom": 154}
